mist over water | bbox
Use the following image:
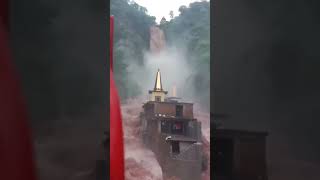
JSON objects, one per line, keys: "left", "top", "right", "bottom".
{"left": 122, "top": 26, "right": 210, "bottom": 180}
{"left": 121, "top": 98, "right": 210, "bottom": 180}
{"left": 128, "top": 47, "right": 192, "bottom": 99}
{"left": 126, "top": 26, "right": 202, "bottom": 103}
{"left": 121, "top": 98, "right": 163, "bottom": 180}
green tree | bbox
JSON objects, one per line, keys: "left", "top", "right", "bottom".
{"left": 163, "top": 1, "right": 210, "bottom": 109}
{"left": 110, "top": 0, "right": 210, "bottom": 109}
{"left": 178, "top": 5, "right": 187, "bottom": 14}
{"left": 111, "top": 0, "right": 156, "bottom": 100}
{"left": 160, "top": 17, "right": 167, "bottom": 25}
{"left": 169, "top": 11, "right": 174, "bottom": 19}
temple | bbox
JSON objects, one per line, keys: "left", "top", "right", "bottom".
{"left": 141, "top": 69, "right": 203, "bottom": 180}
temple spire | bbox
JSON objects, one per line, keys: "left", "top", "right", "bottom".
{"left": 149, "top": 69, "right": 167, "bottom": 102}
{"left": 154, "top": 69, "right": 163, "bottom": 91}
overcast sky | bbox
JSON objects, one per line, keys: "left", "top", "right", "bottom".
{"left": 133, "top": 0, "right": 205, "bottom": 23}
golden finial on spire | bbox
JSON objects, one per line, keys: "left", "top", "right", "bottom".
{"left": 154, "top": 68, "right": 163, "bottom": 91}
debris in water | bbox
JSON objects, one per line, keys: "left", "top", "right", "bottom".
{"left": 122, "top": 98, "right": 210, "bottom": 180}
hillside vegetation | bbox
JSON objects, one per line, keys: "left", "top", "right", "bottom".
{"left": 111, "top": 0, "right": 210, "bottom": 108}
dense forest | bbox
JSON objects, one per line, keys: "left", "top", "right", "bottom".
{"left": 111, "top": 0, "right": 210, "bottom": 109}
{"left": 162, "top": 1, "right": 210, "bottom": 108}
{"left": 110, "top": 0, "right": 156, "bottom": 99}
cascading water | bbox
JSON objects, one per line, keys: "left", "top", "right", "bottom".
{"left": 122, "top": 98, "right": 163, "bottom": 180}
{"left": 122, "top": 98, "right": 210, "bottom": 180}
{"left": 122, "top": 26, "right": 210, "bottom": 180}
{"left": 150, "top": 26, "right": 166, "bottom": 54}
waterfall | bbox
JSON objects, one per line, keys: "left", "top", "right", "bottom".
{"left": 149, "top": 26, "right": 166, "bottom": 54}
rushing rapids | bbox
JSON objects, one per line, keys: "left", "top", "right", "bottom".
{"left": 121, "top": 98, "right": 163, "bottom": 180}
{"left": 122, "top": 23, "right": 210, "bottom": 180}
{"left": 122, "top": 98, "right": 210, "bottom": 180}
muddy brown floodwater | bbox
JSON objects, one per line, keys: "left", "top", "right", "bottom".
{"left": 121, "top": 98, "right": 210, "bottom": 180}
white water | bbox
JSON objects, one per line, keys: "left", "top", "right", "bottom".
{"left": 123, "top": 25, "right": 210, "bottom": 180}
{"left": 122, "top": 98, "right": 210, "bottom": 180}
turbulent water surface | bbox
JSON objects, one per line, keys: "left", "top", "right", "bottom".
{"left": 121, "top": 98, "right": 210, "bottom": 180}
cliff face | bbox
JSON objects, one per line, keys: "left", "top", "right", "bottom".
{"left": 150, "top": 26, "right": 166, "bottom": 54}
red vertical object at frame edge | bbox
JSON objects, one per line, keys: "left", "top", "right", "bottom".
{"left": 109, "top": 16, "right": 125, "bottom": 180}
{"left": 0, "top": 2, "right": 37, "bottom": 180}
